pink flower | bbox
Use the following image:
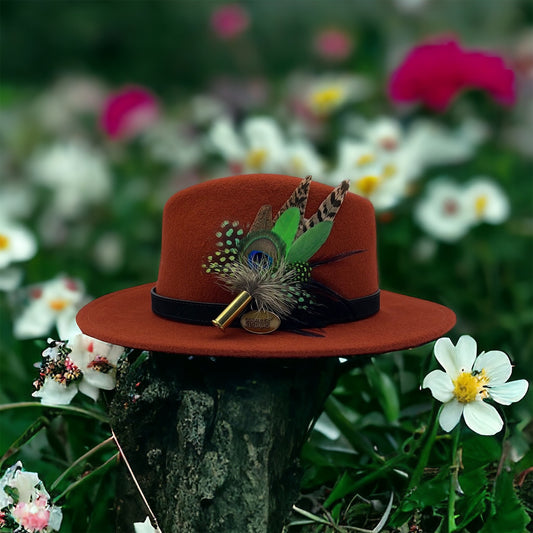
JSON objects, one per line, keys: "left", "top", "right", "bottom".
{"left": 12, "top": 499, "right": 50, "bottom": 532}
{"left": 389, "top": 37, "right": 516, "bottom": 111}
{"left": 210, "top": 4, "right": 249, "bottom": 39}
{"left": 100, "top": 86, "right": 159, "bottom": 140}
{"left": 313, "top": 28, "right": 353, "bottom": 61}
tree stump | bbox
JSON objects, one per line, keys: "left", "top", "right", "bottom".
{"left": 110, "top": 352, "right": 340, "bottom": 533}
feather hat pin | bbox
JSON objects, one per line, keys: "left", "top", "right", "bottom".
{"left": 204, "top": 176, "right": 352, "bottom": 333}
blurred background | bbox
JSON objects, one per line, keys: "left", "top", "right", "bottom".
{"left": 0, "top": 0, "right": 532, "bottom": 531}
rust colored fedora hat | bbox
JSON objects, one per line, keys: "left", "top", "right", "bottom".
{"left": 77, "top": 174, "right": 455, "bottom": 358}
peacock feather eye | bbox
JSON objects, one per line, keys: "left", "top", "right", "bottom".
{"left": 239, "top": 231, "right": 286, "bottom": 270}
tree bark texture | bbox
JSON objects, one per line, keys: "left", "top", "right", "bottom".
{"left": 110, "top": 352, "right": 340, "bottom": 533}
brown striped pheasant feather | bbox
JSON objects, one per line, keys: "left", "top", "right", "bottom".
{"left": 302, "top": 180, "right": 350, "bottom": 232}
{"left": 275, "top": 174, "right": 312, "bottom": 229}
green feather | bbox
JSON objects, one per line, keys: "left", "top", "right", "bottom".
{"left": 272, "top": 207, "right": 300, "bottom": 255}
{"left": 286, "top": 221, "right": 333, "bottom": 263}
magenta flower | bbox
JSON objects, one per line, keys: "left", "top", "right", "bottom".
{"left": 313, "top": 28, "right": 353, "bottom": 61}
{"left": 389, "top": 37, "right": 516, "bottom": 111}
{"left": 100, "top": 86, "right": 159, "bottom": 140}
{"left": 210, "top": 4, "right": 250, "bottom": 40}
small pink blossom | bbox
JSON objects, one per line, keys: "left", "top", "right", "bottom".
{"left": 100, "top": 86, "right": 159, "bottom": 140}
{"left": 12, "top": 499, "right": 50, "bottom": 532}
{"left": 389, "top": 37, "right": 516, "bottom": 111}
{"left": 313, "top": 28, "right": 353, "bottom": 61}
{"left": 210, "top": 4, "right": 250, "bottom": 39}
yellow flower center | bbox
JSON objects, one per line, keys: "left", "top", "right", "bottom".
{"left": 0, "top": 234, "right": 10, "bottom": 250}
{"left": 382, "top": 163, "right": 397, "bottom": 179}
{"left": 290, "top": 156, "right": 304, "bottom": 174}
{"left": 49, "top": 298, "right": 69, "bottom": 312}
{"left": 246, "top": 148, "right": 267, "bottom": 170}
{"left": 475, "top": 195, "right": 488, "bottom": 218}
{"left": 356, "top": 153, "right": 375, "bottom": 166}
{"left": 310, "top": 86, "right": 343, "bottom": 114}
{"left": 355, "top": 175, "right": 381, "bottom": 196}
{"left": 452, "top": 370, "right": 489, "bottom": 403}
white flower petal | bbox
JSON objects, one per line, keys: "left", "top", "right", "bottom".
{"left": 438, "top": 399, "right": 464, "bottom": 432}
{"left": 78, "top": 380, "right": 100, "bottom": 402}
{"left": 14, "top": 302, "right": 56, "bottom": 339}
{"left": 48, "top": 506, "right": 63, "bottom": 530}
{"left": 422, "top": 369, "right": 454, "bottom": 403}
{"left": 454, "top": 335, "right": 478, "bottom": 373}
{"left": 134, "top": 516, "right": 159, "bottom": 533}
{"left": 83, "top": 369, "right": 116, "bottom": 391}
{"left": 473, "top": 350, "right": 512, "bottom": 385}
{"left": 463, "top": 401, "right": 503, "bottom": 435}
{"left": 434, "top": 337, "right": 459, "bottom": 376}
{"left": 434, "top": 336, "right": 476, "bottom": 378}
{"left": 32, "top": 378, "right": 79, "bottom": 406}
{"left": 489, "top": 380, "right": 529, "bottom": 406}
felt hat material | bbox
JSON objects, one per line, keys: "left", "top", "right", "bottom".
{"left": 77, "top": 174, "right": 456, "bottom": 357}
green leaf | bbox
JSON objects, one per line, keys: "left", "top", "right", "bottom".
{"left": 455, "top": 467, "right": 490, "bottom": 529}
{"left": 271, "top": 207, "right": 300, "bottom": 254}
{"left": 324, "top": 470, "right": 358, "bottom": 508}
{"left": 286, "top": 221, "right": 333, "bottom": 263}
{"left": 401, "top": 473, "right": 449, "bottom": 512}
{"left": 365, "top": 364, "right": 400, "bottom": 423}
{"left": 479, "top": 470, "right": 530, "bottom": 533}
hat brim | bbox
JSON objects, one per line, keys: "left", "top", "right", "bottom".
{"left": 76, "top": 283, "right": 455, "bottom": 357}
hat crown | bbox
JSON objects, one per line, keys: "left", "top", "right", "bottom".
{"left": 156, "top": 174, "right": 378, "bottom": 304}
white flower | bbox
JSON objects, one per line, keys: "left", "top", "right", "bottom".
{"left": 414, "top": 179, "right": 474, "bottom": 242}
{"left": 32, "top": 376, "right": 81, "bottom": 406}
{"left": 464, "top": 177, "right": 510, "bottom": 225}
{"left": 361, "top": 116, "right": 403, "bottom": 153}
{"left": 69, "top": 334, "right": 125, "bottom": 398}
{"left": 331, "top": 139, "right": 410, "bottom": 211}
{"left": 208, "top": 115, "right": 287, "bottom": 173}
{"left": 423, "top": 335, "right": 529, "bottom": 435}
{"left": 284, "top": 139, "right": 325, "bottom": 178}
{"left": 402, "top": 117, "right": 488, "bottom": 169}
{"left": 0, "top": 220, "right": 37, "bottom": 270}
{"left": 32, "top": 334, "right": 125, "bottom": 405}
{"left": 30, "top": 140, "right": 112, "bottom": 218}
{"left": 134, "top": 516, "right": 161, "bottom": 533}
{"left": 14, "top": 277, "right": 85, "bottom": 339}
{"left": 301, "top": 73, "right": 372, "bottom": 116}
{"left": 0, "top": 461, "right": 63, "bottom": 532}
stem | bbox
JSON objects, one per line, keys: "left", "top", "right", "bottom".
{"left": 52, "top": 452, "right": 119, "bottom": 503}
{"left": 51, "top": 436, "right": 115, "bottom": 490}
{"left": 0, "top": 416, "right": 50, "bottom": 469}
{"left": 407, "top": 403, "right": 441, "bottom": 492}
{"left": 447, "top": 426, "right": 461, "bottom": 533}
{"left": 0, "top": 402, "right": 109, "bottom": 424}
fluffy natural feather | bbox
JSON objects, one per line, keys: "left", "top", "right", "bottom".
{"left": 217, "top": 258, "right": 300, "bottom": 319}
